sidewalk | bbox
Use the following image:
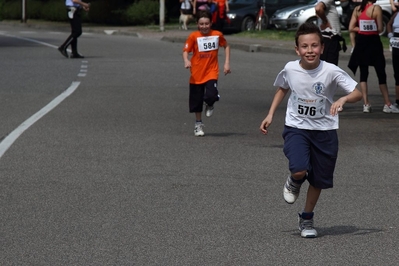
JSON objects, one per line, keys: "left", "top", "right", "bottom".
{"left": 0, "top": 20, "right": 392, "bottom": 62}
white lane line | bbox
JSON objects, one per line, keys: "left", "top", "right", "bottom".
{"left": 0, "top": 82, "right": 80, "bottom": 158}
{"left": 0, "top": 32, "right": 58, "bottom": 49}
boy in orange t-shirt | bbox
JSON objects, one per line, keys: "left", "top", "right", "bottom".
{"left": 183, "top": 10, "right": 231, "bottom": 137}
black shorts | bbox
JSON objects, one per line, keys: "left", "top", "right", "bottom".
{"left": 189, "top": 80, "right": 219, "bottom": 113}
{"left": 320, "top": 35, "right": 342, "bottom": 66}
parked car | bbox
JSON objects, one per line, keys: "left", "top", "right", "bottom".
{"left": 271, "top": 0, "right": 342, "bottom": 31}
{"left": 340, "top": 0, "right": 392, "bottom": 36}
{"left": 225, "top": 0, "right": 305, "bottom": 32}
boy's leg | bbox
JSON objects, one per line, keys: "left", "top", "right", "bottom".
{"left": 203, "top": 79, "right": 219, "bottom": 106}
{"left": 203, "top": 80, "right": 219, "bottom": 117}
{"left": 282, "top": 126, "right": 310, "bottom": 204}
{"left": 304, "top": 185, "right": 321, "bottom": 213}
{"left": 298, "top": 130, "right": 338, "bottom": 238}
{"left": 190, "top": 83, "right": 205, "bottom": 136}
{"left": 189, "top": 83, "right": 205, "bottom": 114}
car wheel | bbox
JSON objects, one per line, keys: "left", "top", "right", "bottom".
{"left": 261, "top": 14, "right": 269, "bottom": 30}
{"left": 241, "top": 16, "right": 255, "bottom": 31}
{"left": 306, "top": 17, "right": 317, "bottom": 25}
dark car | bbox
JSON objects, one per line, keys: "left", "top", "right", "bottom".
{"left": 225, "top": 0, "right": 307, "bottom": 32}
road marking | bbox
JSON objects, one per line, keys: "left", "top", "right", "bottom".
{"left": 0, "top": 82, "right": 81, "bottom": 158}
{"left": 0, "top": 32, "right": 88, "bottom": 158}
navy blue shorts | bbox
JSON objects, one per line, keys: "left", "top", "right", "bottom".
{"left": 189, "top": 80, "right": 219, "bottom": 113}
{"left": 282, "top": 126, "right": 338, "bottom": 189}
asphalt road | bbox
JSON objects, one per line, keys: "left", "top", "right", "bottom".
{"left": 0, "top": 23, "right": 398, "bottom": 265}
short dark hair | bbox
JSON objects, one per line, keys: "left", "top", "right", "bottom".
{"left": 196, "top": 10, "right": 212, "bottom": 22}
{"left": 295, "top": 22, "right": 323, "bottom": 46}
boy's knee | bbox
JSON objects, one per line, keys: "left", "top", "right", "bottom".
{"left": 291, "top": 170, "right": 307, "bottom": 180}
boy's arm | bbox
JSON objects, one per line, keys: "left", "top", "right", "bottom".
{"left": 223, "top": 44, "right": 231, "bottom": 75}
{"left": 330, "top": 88, "right": 362, "bottom": 116}
{"left": 260, "top": 87, "right": 289, "bottom": 135}
{"left": 183, "top": 51, "right": 191, "bottom": 69}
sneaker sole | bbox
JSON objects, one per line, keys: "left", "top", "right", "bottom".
{"left": 301, "top": 233, "right": 317, "bottom": 238}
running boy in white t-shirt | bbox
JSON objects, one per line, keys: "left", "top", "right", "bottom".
{"left": 259, "top": 22, "right": 362, "bottom": 238}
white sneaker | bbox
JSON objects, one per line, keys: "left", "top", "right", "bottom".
{"left": 205, "top": 105, "right": 214, "bottom": 117}
{"left": 298, "top": 213, "right": 318, "bottom": 238}
{"left": 194, "top": 122, "right": 204, "bottom": 136}
{"left": 363, "top": 104, "right": 372, "bottom": 113}
{"left": 283, "top": 176, "right": 302, "bottom": 204}
{"left": 383, "top": 104, "right": 399, "bottom": 113}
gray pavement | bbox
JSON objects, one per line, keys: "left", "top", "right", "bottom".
{"left": 1, "top": 20, "right": 399, "bottom": 265}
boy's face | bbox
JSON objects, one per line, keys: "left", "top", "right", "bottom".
{"left": 197, "top": 17, "right": 212, "bottom": 35}
{"left": 295, "top": 33, "right": 324, "bottom": 70}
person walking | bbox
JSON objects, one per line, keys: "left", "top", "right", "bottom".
{"left": 315, "top": 0, "right": 347, "bottom": 65}
{"left": 182, "top": 10, "right": 231, "bottom": 137}
{"left": 58, "top": 0, "right": 90, "bottom": 59}
{"left": 348, "top": 0, "right": 399, "bottom": 113}
{"left": 260, "top": 22, "right": 362, "bottom": 238}
{"left": 387, "top": 12, "right": 399, "bottom": 107}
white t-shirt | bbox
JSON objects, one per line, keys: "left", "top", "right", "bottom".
{"left": 317, "top": 0, "right": 341, "bottom": 35}
{"left": 65, "top": 0, "right": 79, "bottom": 7}
{"left": 274, "top": 60, "right": 357, "bottom": 130}
{"left": 181, "top": 0, "right": 192, "bottom": 10}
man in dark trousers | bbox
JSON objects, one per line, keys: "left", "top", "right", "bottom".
{"left": 315, "top": 0, "right": 347, "bottom": 65}
{"left": 58, "top": 0, "right": 90, "bottom": 59}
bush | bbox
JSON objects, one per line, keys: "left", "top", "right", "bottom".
{"left": 1, "top": 0, "right": 21, "bottom": 20}
{"left": 125, "top": 0, "right": 161, "bottom": 25}
{"left": 0, "top": 0, "right": 4, "bottom": 20}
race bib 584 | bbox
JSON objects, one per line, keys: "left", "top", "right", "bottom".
{"left": 197, "top": 36, "right": 219, "bottom": 52}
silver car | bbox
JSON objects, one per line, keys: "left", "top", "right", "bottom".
{"left": 271, "top": 0, "right": 342, "bottom": 31}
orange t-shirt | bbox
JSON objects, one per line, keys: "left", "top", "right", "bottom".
{"left": 183, "top": 30, "right": 228, "bottom": 84}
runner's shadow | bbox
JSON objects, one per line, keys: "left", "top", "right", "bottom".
{"left": 287, "top": 226, "right": 382, "bottom": 237}
{"left": 205, "top": 133, "right": 246, "bottom": 137}
{"left": 317, "top": 226, "right": 382, "bottom": 237}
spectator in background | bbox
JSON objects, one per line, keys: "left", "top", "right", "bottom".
{"left": 387, "top": 11, "right": 399, "bottom": 107}
{"left": 211, "top": 0, "right": 230, "bottom": 31}
{"left": 58, "top": 0, "right": 90, "bottom": 59}
{"left": 193, "top": 0, "right": 210, "bottom": 15}
{"left": 180, "top": 0, "right": 193, "bottom": 15}
{"left": 390, "top": 0, "right": 399, "bottom": 12}
{"left": 348, "top": 0, "right": 399, "bottom": 113}
{"left": 315, "top": 0, "right": 346, "bottom": 65}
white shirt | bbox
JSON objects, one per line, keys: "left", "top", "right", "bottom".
{"left": 274, "top": 60, "right": 357, "bottom": 130}
{"left": 181, "top": 0, "right": 192, "bottom": 10}
{"left": 317, "top": 0, "right": 341, "bottom": 35}
{"left": 393, "top": 14, "right": 399, "bottom": 33}
{"left": 66, "top": 0, "right": 79, "bottom": 7}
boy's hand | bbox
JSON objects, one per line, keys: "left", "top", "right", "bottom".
{"left": 184, "top": 60, "right": 191, "bottom": 69}
{"left": 330, "top": 98, "right": 346, "bottom": 116}
{"left": 260, "top": 115, "right": 272, "bottom": 135}
{"left": 224, "top": 63, "right": 231, "bottom": 75}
